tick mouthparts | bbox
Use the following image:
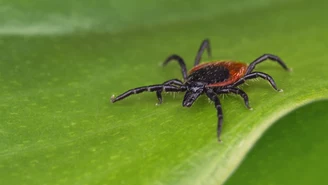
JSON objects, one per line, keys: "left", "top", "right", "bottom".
{"left": 182, "top": 101, "right": 193, "bottom": 107}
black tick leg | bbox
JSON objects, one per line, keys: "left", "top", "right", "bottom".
{"left": 217, "top": 87, "right": 252, "bottom": 109}
{"left": 156, "top": 79, "right": 184, "bottom": 104}
{"left": 111, "top": 84, "right": 187, "bottom": 103}
{"left": 156, "top": 91, "right": 163, "bottom": 104}
{"left": 205, "top": 89, "right": 223, "bottom": 142}
{"left": 194, "top": 39, "right": 211, "bottom": 66}
{"left": 231, "top": 72, "right": 282, "bottom": 92}
{"left": 246, "top": 54, "right": 290, "bottom": 74}
{"left": 163, "top": 54, "right": 188, "bottom": 81}
{"left": 162, "top": 79, "right": 184, "bottom": 86}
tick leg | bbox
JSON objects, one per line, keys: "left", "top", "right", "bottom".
{"left": 231, "top": 72, "right": 282, "bottom": 92}
{"left": 111, "top": 85, "right": 187, "bottom": 103}
{"left": 218, "top": 88, "right": 252, "bottom": 109}
{"left": 163, "top": 54, "right": 188, "bottom": 81}
{"left": 162, "top": 79, "right": 184, "bottom": 86}
{"left": 194, "top": 39, "right": 211, "bottom": 66}
{"left": 246, "top": 54, "right": 290, "bottom": 74}
{"left": 205, "top": 89, "right": 223, "bottom": 142}
{"left": 156, "top": 91, "right": 163, "bottom": 104}
{"left": 156, "top": 79, "right": 184, "bottom": 104}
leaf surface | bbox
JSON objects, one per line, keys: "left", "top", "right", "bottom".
{"left": 0, "top": 0, "right": 327, "bottom": 184}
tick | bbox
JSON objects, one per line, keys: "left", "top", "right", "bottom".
{"left": 111, "top": 39, "right": 290, "bottom": 141}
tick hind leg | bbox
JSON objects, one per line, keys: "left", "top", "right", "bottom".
{"left": 217, "top": 88, "right": 252, "bottom": 109}
{"left": 163, "top": 54, "right": 188, "bottom": 81}
{"left": 205, "top": 89, "right": 223, "bottom": 142}
{"left": 194, "top": 39, "right": 211, "bottom": 66}
{"left": 111, "top": 84, "right": 186, "bottom": 103}
{"left": 231, "top": 72, "right": 282, "bottom": 92}
{"left": 246, "top": 54, "right": 290, "bottom": 74}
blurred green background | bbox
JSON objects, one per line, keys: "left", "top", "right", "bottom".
{"left": 0, "top": 0, "right": 327, "bottom": 185}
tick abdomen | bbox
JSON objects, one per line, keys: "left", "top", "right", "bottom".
{"left": 188, "top": 61, "right": 248, "bottom": 87}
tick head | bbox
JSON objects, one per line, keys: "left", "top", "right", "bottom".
{"left": 182, "top": 82, "right": 205, "bottom": 107}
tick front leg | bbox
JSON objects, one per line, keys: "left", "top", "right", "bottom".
{"left": 231, "top": 72, "right": 282, "bottom": 92}
{"left": 162, "top": 79, "right": 184, "bottom": 86}
{"left": 111, "top": 85, "right": 186, "bottom": 103}
{"left": 205, "top": 89, "right": 223, "bottom": 142}
{"left": 156, "top": 79, "right": 185, "bottom": 105}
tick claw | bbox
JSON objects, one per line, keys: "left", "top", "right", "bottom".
{"left": 110, "top": 95, "right": 115, "bottom": 103}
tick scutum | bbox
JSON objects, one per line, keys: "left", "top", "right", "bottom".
{"left": 187, "top": 65, "right": 230, "bottom": 84}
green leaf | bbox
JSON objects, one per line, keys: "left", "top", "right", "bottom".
{"left": 225, "top": 100, "right": 328, "bottom": 185}
{"left": 0, "top": 0, "right": 327, "bottom": 185}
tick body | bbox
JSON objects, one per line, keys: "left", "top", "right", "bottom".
{"left": 188, "top": 61, "right": 248, "bottom": 87}
{"left": 111, "top": 39, "right": 290, "bottom": 142}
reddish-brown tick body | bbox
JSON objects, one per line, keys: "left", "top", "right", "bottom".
{"left": 188, "top": 61, "right": 248, "bottom": 88}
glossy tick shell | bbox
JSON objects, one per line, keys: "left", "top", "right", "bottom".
{"left": 188, "top": 61, "right": 248, "bottom": 87}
